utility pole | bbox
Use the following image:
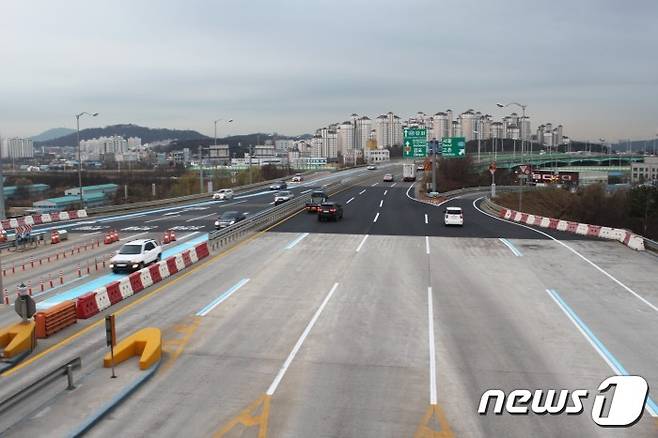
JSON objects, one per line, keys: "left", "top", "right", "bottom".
{"left": 199, "top": 145, "right": 204, "bottom": 193}
{"left": 0, "top": 134, "right": 5, "bottom": 219}
{"left": 431, "top": 139, "right": 438, "bottom": 192}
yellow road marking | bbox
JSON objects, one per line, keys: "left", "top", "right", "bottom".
{"left": 1, "top": 205, "right": 306, "bottom": 378}
{"left": 160, "top": 316, "right": 201, "bottom": 374}
{"left": 414, "top": 404, "right": 455, "bottom": 438}
{"left": 213, "top": 393, "right": 271, "bottom": 438}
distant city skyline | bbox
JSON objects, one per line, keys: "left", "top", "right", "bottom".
{"left": 1, "top": 1, "right": 657, "bottom": 141}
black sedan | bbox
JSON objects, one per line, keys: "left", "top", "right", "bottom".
{"left": 318, "top": 202, "right": 344, "bottom": 222}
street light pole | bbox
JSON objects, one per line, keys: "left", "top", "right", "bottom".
{"left": 75, "top": 112, "right": 98, "bottom": 208}
{"left": 497, "top": 101, "right": 527, "bottom": 159}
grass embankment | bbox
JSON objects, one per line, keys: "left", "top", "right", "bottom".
{"left": 494, "top": 184, "right": 658, "bottom": 240}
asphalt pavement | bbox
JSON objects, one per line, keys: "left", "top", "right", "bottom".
{"left": 1, "top": 164, "right": 656, "bottom": 437}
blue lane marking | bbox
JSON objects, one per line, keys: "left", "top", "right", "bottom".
{"left": 546, "top": 288, "right": 658, "bottom": 416}
{"left": 196, "top": 278, "right": 250, "bottom": 316}
{"left": 499, "top": 238, "right": 523, "bottom": 256}
{"left": 36, "top": 233, "right": 209, "bottom": 309}
{"left": 285, "top": 233, "right": 309, "bottom": 250}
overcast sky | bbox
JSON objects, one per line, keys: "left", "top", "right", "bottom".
{"left": 2, "top": 0, "right": 657, "bottom": 141}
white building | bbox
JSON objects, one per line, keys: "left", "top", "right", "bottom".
{"left": 458, "top": 110, "right": 478, "bottom": 142}
{"left": 431, "top": 112, "right": 451, "bottom": 140}
{"left": 631, "top": 156, "right": 658, "bottom": 184}
{"left": 127, "top": 137, "right": 142, "bottom": 149}
{"left": 355, "top": 116, "right": 371, "bottom": 151}
{"left": 337, "top": 121, "right": 354, "bottom": 155}
{"left": 365, "top": 149, "right": 390, "bottom": 163}
{"left": 375, "top": 112, "right": 403, "bottom": 148}
{"left": 1, "top": 137, "right": 34, "bottom": 159}
{"left": 80, "top": 136, "right": 128, "bottom": 160}
{"left": 274, "top": 139, "right": 294, "bottom": 152}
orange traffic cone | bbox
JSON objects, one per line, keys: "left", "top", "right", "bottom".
{"left": 169, "top": 229, "right": 176, "bottom": 242}
{"left": 112, "top": 230, "right": 119, "bottom": 242}
{"left": 163, "top": 230, "right": 171, "bottom": 244}
{"left": 51, "top": 230, "right": 60, "bottom": 244}
{"left": 104, "top": 231, "right": 113, "bottom": 245}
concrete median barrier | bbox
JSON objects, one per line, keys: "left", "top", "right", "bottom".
{"left": 75, "top": 242, "right": 210, "bottom": 319}
{"left": 484, "top": 198, "right": 647, "bottom": 251}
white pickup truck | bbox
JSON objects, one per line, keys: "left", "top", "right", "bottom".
{"left": 109, "top": 239, "right": 162, "bottom": 273}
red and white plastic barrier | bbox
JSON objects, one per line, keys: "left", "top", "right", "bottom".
{"left": 499, "top": 208, "right": 645, "bottom": 251}
{"left": 76, "top": 242, "right": 210, "bottom": 319}
{"left": 0, "top": 209, "right": 87, "bottom": 231}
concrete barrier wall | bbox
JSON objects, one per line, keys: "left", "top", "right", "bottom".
{"left": 486, "top": 200, "right": 646, "bottom": 251}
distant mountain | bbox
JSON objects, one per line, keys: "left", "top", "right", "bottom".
{"left": 34, "top": 124, "right": 208, "bottom": 147}
{"left": 31, "top": 127, "right": 75, "bottom": 142}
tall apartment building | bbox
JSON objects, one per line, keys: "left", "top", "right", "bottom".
{"left": 431, "top": 112, "right": 451, "bottom": 140}
{"left": 375, "top": 112, "right": 403, "bottom": 148}
{"left": 337, "top": 121, "right": 354, "bottom": 155}
{"left": 491, "top": 122, "right": 505, "bottom": 139}
{"left": 80, "top": 135, "right": 129, "bottom": 160}
{"left": 1, "top": 137, "right": 34, "bottom": 159}
{"left": 458, "top": 110, "right": 478, "bottom": 142}
{"left": 355, "top": 116, "right": 371, "bottom": 151}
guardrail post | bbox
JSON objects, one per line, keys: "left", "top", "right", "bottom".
{"left": 66, "top": 364, "right": 75, "bottom": 390}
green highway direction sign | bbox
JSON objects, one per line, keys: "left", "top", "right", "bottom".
{"left": 403, "top": 128, "right": 427, "bottom": 158}
{"left": 441, "top": 137, "right": 466, "bottom": 158}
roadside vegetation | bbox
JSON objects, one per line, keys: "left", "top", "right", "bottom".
{"left": 494, "top": 185, "right": 658, "bottom": 240}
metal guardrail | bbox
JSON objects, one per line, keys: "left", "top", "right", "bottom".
{"left": 84, "top": 166, "right": 371, "bottom": 217}
{"left": 0, "top": 356, "right": 81, "bottom": 414}
{"left": 207, "top": 171, "right": 377, "bottom": 253}
{"left": 86, "top": 175, "right": 306, "bottom": 216}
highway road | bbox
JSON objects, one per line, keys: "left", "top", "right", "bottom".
{"left": 0, "top": 164, "right": 656, "bottom": 437}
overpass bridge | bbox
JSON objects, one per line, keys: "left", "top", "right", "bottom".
{"left": 474, "top": 152, "right": 645, "bottom": 171}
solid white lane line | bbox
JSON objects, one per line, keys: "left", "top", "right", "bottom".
{"left": 384, "top": 190, "right": 388, "bottom": 196}
{"left": 473, "top": 197, "right": 658, "bottom": 313}
{"left": 425, "top": 236, "right": 430, "bottom": 255}
{"left": 373, "top": 213, "right": 380, "bottom": 223}
{"left": 196, "top": 278, "right": 250, "bottom": 316}
{"left": 119, "top": 232, "right": 149, "bottom": 241}
{"left": 301, "top": 189, "right": 312, "bottom": 194}
{"left": 371, "top": 182, "right": 379, "bottom": 187}
{"left": 346, "top": 197, "right": 355, "bottom": 204}
{"left": 425, "top": 214, "right": 428, "bottom": 224}
{"left": 267, "top": 282, "right": 340, "bottom": 395}
{"left": 379, "top": 200, "right": 383, "bottom": 208}
{"left": 185, "top": 212, "right": 216, "bottom": 223}
{"left": 546, "top": 288, "right": 658, "bottom": 417}
{"left": 285, "top": 232, "right": 309, "bottom": 250}
{"left": 356, "top": 235, "right": 369, "bottom": 252}
{"left": 499, "top": 238, "right": 523, "bottom": 256}
{"left": 391, "top": 183, "right": 397, "bottom": 187}
{"left": 359, "top": 189, "right": 366, "bottom": 195}
{"left": 427, "top": 286, "right": 437, "bottom": 405}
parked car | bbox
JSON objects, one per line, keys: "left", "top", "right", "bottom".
{"left": 215, "top": 211, "right": 247, "bottom": 229}
{"left": 212, "top": 188, "right": 234, "bottom": 200}
{"left": 269, "top": 181, "right": 287, "bottom": 190}
{"left": 318, "top": 202, "right": 344, "bottom": 222}
{"left": 444, "top": 207, "right": 464, "bottom": 226}
{"left": 383, "top": 173, "right": 394, "bottom": 182}
{"left": 109, "top": 239, "right": 162, "bottom": 273}
{"left": 274, "top": 190, "right": 294, "bottom": 205}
